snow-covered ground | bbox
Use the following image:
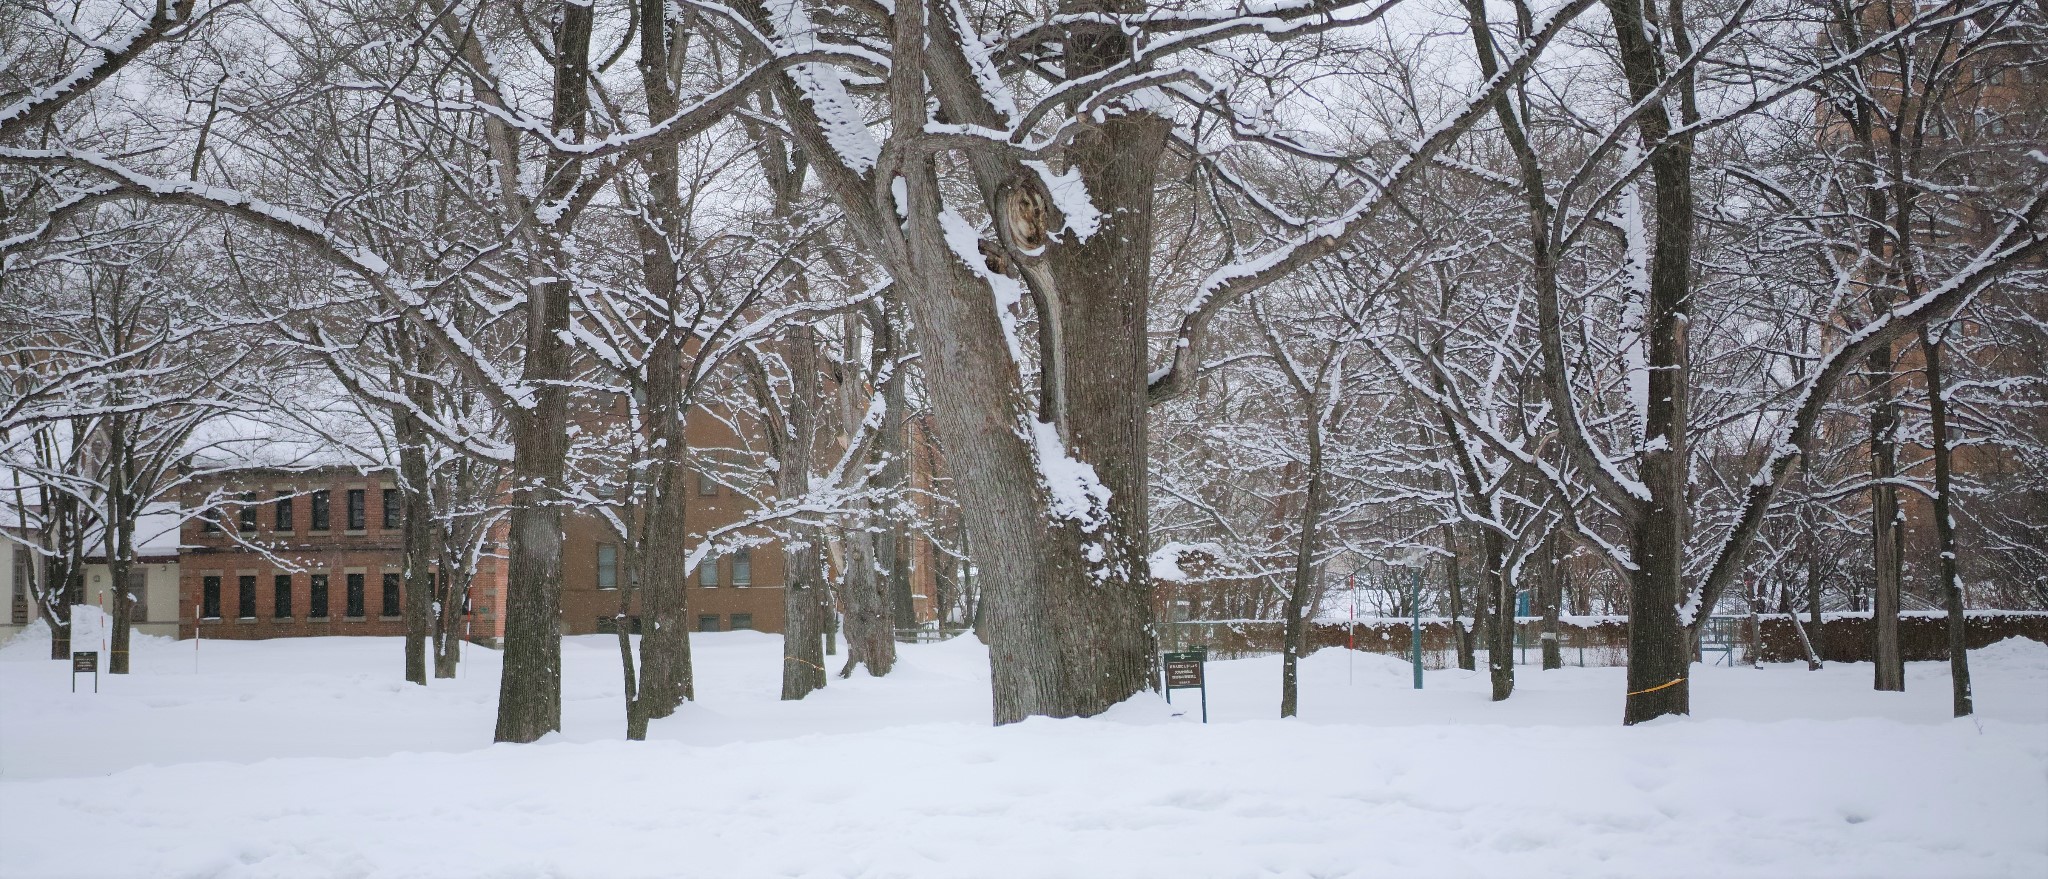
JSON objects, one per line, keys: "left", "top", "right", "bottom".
{"left": 2, "top": 627, "right": 2044, "bottom": 879}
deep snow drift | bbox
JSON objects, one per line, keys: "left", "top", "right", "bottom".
{"left": 1, "top": 628, "right": 2044, "bottom": 878}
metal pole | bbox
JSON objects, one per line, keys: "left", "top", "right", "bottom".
{"left": 1411, "top": 566, "right": 1424, "bottom": 689}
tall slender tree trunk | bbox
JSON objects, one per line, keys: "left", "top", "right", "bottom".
{"left": 1920, "top": 328, "right": 1970, "bottom": 715}
{"left": 835, "top": 312, "right": 898, "bottom": 679}
{"left": 396, "top": 368, "right": 434, "bottom": 686}
{"left": 1868, "top": 359, "right": 1906, "bottom": 692}
{"left": 1483, "top": 530, "right": 1513, "bottom": 701}
{"left": 1445, "top": 523, "right": 1474, "bottom": 670}
{"left": 1603, "top": 0, "right": 1696, "bottom": 725}
{"left": 1279, "top": 422, "right": 1324, "bottom": 719}
{"left": 492, "top": 0, "right": 592, "bottom": 744}
{"left": 1540, "top": 530, "right": 1563, "bottom": 670}
{"left": 103, "top": 408, "right": 135, "bottom": 674}
{"left": 777, "top": 325, "right": 829, "bottom": 699}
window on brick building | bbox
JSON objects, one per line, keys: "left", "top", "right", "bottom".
{"left": 202, "top": 507, "right": 221, "bottom": 533}
{"left": 596, "top": 543, "right": 618, "bottom": 590}
{"left": 730, "top": 613, "right": 753, "bottom": 631}
{"left": 274, "top": 575, "right": 293, "bottom": 619}
{"left": 731, "top": 548, "right": 752, "bottom": 586}
{"left": 346, "top": 490, "right": 366, "bottom": 531}
{"left": 697, "top": 470, "right": 718, "bottom": 496}
{"left": 382, "top": 573, "right": 400, "bottom": 617}
{"left": 127, "top": 569, "right": 149, "bottom": 622}
{"left": 201, "top": 576, "right": 221, "bottom": 619}
{"left": 346, "top": 573, "right": 365, "bottom": 618}
{"left": 309, "top": 575, "right": 329, "bottom": 618}
{"left": 239, "top": 493, "right": 258, "bottom": 532}
{"left": 697, "top": 614, "right": 720, "bottom": 632}
{"left": 237, "top": 575, "right": 257, "bottom": 619}
{"left": 383, "top": 489, "right": 400, "bottom": 529}
{"left": 310, "top": 491, "right": 330, "bottom": 531}
{"left": 274, "top": 492, "right": 294, "bottom": 531}
{"left": 699, "top": 553, "right": 719, "bottom": 587}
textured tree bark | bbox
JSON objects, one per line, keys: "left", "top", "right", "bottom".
{"left": 396, "top": 377, "right": 433, "bottom": 686}
{"left": 1920, "top": 329, "right": 1970, "bottom": 715}
{"left": 1279, "top": 415, "right": 1325, "bottom": 719}
{"left": 629, "top": 0, "right": 699, "bottom": 717}
{"left": 1445, "top": 523, "right": 1474, "bottom": 670}
{"left": 1483, "top": 529, "right": 1514, "bottom": 701}
{"left": 103, "top": 408, "right": 135, "bottom": 675}
{"left": 1540, "top": 531, "right": 1563, "bottom": 671}
{"left": 1867, "top": 358, "right": 1906, "bottom": 692}
{"left": 1039, "top": 0, "right": 1167, "bottom": 718}
{"left": 1602, "top": 0, "right": 1696, "bottom": 725}
{"left": 492, "top": 0, "right": 592, "bottom": 744}
{"left": 834, "top": 313, "right": 898, "bottom": 679}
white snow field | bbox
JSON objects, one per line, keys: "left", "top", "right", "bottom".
{"left": 2, "top": 629, "right": 2045, "bottom": 879}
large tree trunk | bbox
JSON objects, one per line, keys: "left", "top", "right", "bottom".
{"left": 1921, "top": 328, "right": 1970, "bottom": 715}
{"left": 491, "top": 0, "right": 592, "bottom": 745}
{"left": 1039, "top": 0, "right": 1167, "bottom": 716}
{"left": 1604, "top": 0, "right": 1696, "bottom": 725}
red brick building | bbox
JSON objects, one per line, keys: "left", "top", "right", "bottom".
{"left": 176, "top": 466, "right": 509, "bottom": 641}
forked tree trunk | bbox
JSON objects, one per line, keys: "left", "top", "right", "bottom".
{"left": 1920, "top": 328, "right": 1970, "bottom": 715}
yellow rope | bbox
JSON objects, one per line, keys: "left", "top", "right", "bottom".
{"left": 784, "top": 655, "right": 828, "bottom": 674}
{"left": 1628, "top": 676, "right": 1687, "bottom": 697}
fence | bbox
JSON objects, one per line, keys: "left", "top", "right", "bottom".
{"left": 1167, "top": 611, "right": 2048, "bottom": 667}
{"left": 1164, "top": 616, "right": 1634, "bottom": 667}
{"left": 1753, "top": 611, "right": 2048, "bottom": 663}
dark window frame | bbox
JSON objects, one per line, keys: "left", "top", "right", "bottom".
{"left": 274, "top": 574, "right": 293, "bottom": 619}
{"left": 700, "top": 553, "right": 719, "bottom": 587}
{"left": 697, "top": 614, "right": 720, "bottom": 632}
{"left": 237, "top": 575, "right": 257, "bottom": 619}
{"left": 731, "top": 548, "right": 752, "bottom": 586}
{"left": 596, "top": 543, "right": 618, "bottom": 590}
{"left": 274, "top": 491, "right": 294, "bottom": 531}
{"left": 382, "top": 488, "right": 400, "bottom": 530}
{"left": 309, "top": 574, "right": 329, "bottom": 619}
{"left": 238, "top": 493, "right": 258, "bottom": 532}
{"left": 346, "top": 489, "right": 367, "bottom": 531}
{"left": 202, "top": 575, "right": 222, "bottom": 619}
{"left": 381, "top": 573, "right": 400, "bottom": 617}
{"left": 729, "top": 613, "right": 753, "bottom": 631}
{"left": 345, "top": 573, "right": 366, "bottom": 618}
{"left": 310, "top": 491, "right": 331, "bottom": 531}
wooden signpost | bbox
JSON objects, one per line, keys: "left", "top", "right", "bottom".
{"left": 72, "top": 651, "right": 98, "bottom": 693}
{"left": 1162, "top": 648, "right": 1208, "bottom": 723}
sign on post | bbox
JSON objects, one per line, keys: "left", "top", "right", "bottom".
{"left": 72, "top": 651, "right": 98, "bottom": 693}
{"left": 1162, "top": 648, "right": 1208, "bottom": 723}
